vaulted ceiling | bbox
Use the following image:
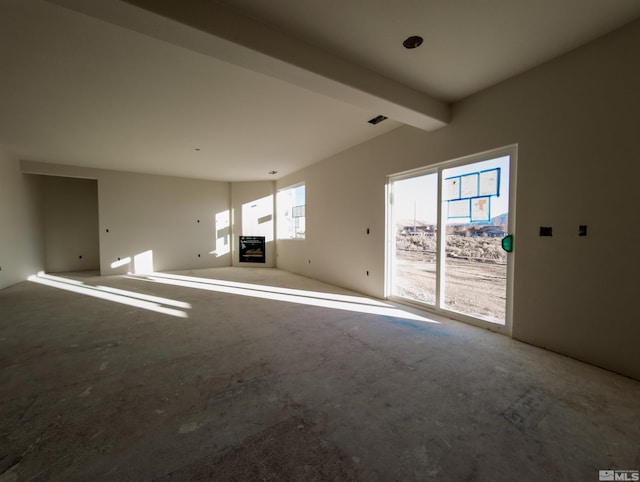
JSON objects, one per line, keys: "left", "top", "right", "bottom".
{"left": 2, "top": 0, "right": 639, "bottom": 181}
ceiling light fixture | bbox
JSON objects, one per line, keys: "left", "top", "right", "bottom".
{"left": 403, "top": 35, "right": 423, "bottom": 49}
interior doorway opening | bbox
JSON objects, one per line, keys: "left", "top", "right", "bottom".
{"left": 41, "top": 176, "right": 100, "bottom": 274}
{"left": 387, "top": 146, "right": 516, "bottom": 331}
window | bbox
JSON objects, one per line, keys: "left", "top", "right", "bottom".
{"left": 277, "top": 183, "right": 306, "bottom": 239}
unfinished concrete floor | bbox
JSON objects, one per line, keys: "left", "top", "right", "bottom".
{"left": 1, "top": 267, "right": 638, "bottom": 481}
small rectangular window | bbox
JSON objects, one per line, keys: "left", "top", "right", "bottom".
{"left": 277, "top": 183, "right": 305, "bottom": 239}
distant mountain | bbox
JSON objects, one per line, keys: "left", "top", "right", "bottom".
{"left": 491, "top": 213, "right": 508, "bottom": 226}
{"left": 396, "top": 219, "right": 435, "bottom": 228}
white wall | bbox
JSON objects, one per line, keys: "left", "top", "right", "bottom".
{"left": 0, "top": 149, "right": 44, "bottom": 289}
{"left": 276, "top": 156, "right": 383, "bottom": 296}
{"left": 20, "top": 162, "right": 232, "bottom": 276}
{"left": 42, "top": 176, "right": 100, "bottom": 273}
{"left": 20, "top": 163, "right": 281, "bottom": 275}
{"left": 231, "top": 181, "right": 275, "bottom": 267}
{"left": 98, "top": 170, "right": 231, "bottom": 274}
{"left": 276, "top": 19, "right": 640, "bottom": 379}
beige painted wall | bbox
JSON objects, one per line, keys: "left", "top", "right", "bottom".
{"left": 0, "top": 150, "right": 44, "bottom": 289}
{"left": 42, "top": 176, "right": 100, "bottom": 273}
{"left": 231, "top": 181, "right": 275, "bottom": 267}
{"left": 276, "top": 19, "right": 640, "bottom": 379}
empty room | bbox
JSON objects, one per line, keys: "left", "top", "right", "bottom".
{"left": 1, "top": 0, "right": 639, "bottom": 480}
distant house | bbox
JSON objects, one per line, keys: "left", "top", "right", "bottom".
{"left": 400, "top": 224, "right": 436, "bottom": 236}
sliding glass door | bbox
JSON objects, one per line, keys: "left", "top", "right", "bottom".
{"left": 387, "top": 146, "right": 515, "bottom": 328}
{"left": 389, "top": 172, "right": 438, "bottom": 306}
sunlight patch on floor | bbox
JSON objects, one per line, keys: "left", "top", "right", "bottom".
{"left": 28, "top": 271, "right": 189, "bottom": 318}
{"left": 131, "top": 272, "right": 438, "bottom": 323}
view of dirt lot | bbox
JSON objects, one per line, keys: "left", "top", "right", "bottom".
{"left": 394, "top": 235, "right": 507, "bottom": 322}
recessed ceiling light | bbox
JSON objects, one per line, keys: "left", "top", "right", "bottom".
{"left": 403, "top": 35, "right": 423, "bottom": 49}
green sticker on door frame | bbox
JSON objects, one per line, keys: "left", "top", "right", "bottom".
{"left": 502, "top": 234, "right": 513, "bottom": 253}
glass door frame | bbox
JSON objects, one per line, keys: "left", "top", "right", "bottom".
{"left": 385, "top": 144, "right": 517, "bottom": 335}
